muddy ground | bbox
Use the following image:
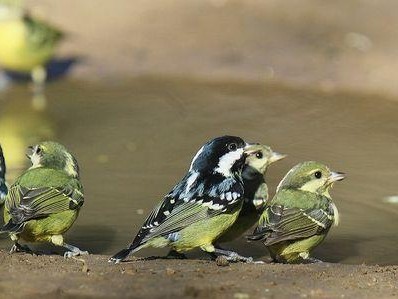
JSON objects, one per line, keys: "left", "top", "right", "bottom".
{"left": 0, "top": 251, "right": 396, "bottom": 299}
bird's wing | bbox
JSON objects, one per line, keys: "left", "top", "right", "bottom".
{"left": 250, "top": 203, "right": 334, "bottom": 245}
{"left": 5, "top": 183, "right": 84, "bottom": 225}
{"left": 133, "top": 185, "right": 243, "bottom": 246}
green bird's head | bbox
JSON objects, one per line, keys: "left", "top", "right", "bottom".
{"left": 277, "top": 161, "right": 345, "bottom": 198}
{"left": 26, "top": 141, "right": 80, "bottom": 178}
{"left": 243, "top": 144, "right": 286, "bottom": 179}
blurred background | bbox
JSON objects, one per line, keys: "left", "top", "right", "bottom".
{"left": 0, "top": 0, "right": 398, "bottom": 264}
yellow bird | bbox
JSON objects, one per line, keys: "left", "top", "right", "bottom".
{"left": 0, "top": 4, "right": 63, "bottom": 88}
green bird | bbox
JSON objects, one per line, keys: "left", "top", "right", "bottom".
{"left": 248, "top": 161, "right": 344, "bottom": 263}
{"left": 215, "top": 144, "right": 285, "bottom": 245}
{"left": 0, "top": 141, "right": 87, "bottom": 257}
{"left": 0, "top": 4, "right": 63, "bottom": 85}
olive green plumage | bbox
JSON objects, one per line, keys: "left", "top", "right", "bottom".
{"left": 1, "top": 141, "right": 87, "bottom": 257}
{"left": 0, "top": 5, "right": 63, "bottom": 72}
{"left": 249, "top": 161, "right": 344, "bottom": 263}
{"left": 216, "top": 144, "right": 285, "bottom": 244}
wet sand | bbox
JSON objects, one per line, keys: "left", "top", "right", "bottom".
{"left": 0, "top": 251, "right": 396, "bottom": 299}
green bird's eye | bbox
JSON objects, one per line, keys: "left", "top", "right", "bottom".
{"left": 314, "top": 171, "right": 322, "bottom": 179}
{"left": 227, "top": 143, "right": 237, "bottom": 151}
{"left": 255, "top": 152, "right": 263, "bottom": 159}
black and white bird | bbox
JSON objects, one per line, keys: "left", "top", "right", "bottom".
{"left": 109, "top": 135, "right": 256, "bottom": 263}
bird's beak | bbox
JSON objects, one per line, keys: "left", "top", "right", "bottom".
{"left": 26, "top": 145, "right": 35, "bottom": 160}
{"left": 270, "top": 151, "right": 287, "bottom": 163}
{"left": 328, "top": 171, "right": 345, "bottom": 183}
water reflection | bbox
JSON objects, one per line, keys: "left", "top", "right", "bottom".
{"left": 0, "top": 87, "right": 55, "bottom": 179}
{"left": 0, "top": 77, "right": 397, "bottom": 265}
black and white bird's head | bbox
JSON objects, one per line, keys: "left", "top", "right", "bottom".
{"left": 189, "top": 136, "right": 249, "bottom": 178}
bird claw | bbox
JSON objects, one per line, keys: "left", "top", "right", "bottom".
{"left": 223, "top": 252, "right": 254, "bottom": 263}
{"left": 64, "top": 250, "right": 89, "bottom": 259}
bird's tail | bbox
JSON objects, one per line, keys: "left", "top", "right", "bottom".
{"left": 108, "top": 248, "right": 133, "bottom": 263}
{"left": 108, "top": 241, "right": 144, "bottom": 264}
{"left": 0, "top": 220, "right": 24, "bottom": 234}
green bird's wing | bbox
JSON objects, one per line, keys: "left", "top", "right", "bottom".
{"left": 251, "top": 200, "right": 334, "bottom": 245}
{"left": 140, "top": 199, "right": 229, "bottom": 243}
{"left": 3, "top": 179, "right": 83, "bottom": 232}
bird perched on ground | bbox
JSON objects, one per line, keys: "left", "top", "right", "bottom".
{"left": 1, "top": 141, "right": 87, "bottom": 257}
{"left": 109, "top": 136, "right": 256, "bottom": 263}
{"left": 0, "top": 144, "right": 8, "bottom": 204}
{"left": 248, "top": 161, "right": 344, "bottom": 263}
{"left": 215, "top": 144, "right": 286, "bottom": 246}
{"left": 0, "top": 4, "right": 63, "bottom": 90}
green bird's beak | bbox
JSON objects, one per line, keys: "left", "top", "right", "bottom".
{"left": 328, "top": 171, "right": 345, "bottom": 184}
{"left": 270, "top": 151, "right": 287, "bottom": 163}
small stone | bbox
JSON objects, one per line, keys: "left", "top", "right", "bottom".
{"left": 216, "top": 256, "right": 230, "bottom": 267}
{"left": 166, "top": 268, "right": 176, "bottom": 275}
{"left": 234, "top": 293, "right": 249, "bottom": 299}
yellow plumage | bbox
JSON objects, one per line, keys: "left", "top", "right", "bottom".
{"left": 0, "top": 5, "right": 62, "bottom": 79}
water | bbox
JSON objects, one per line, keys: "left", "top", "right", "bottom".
{"left": 0, "top": 77, "right": 397, "bottom": 265}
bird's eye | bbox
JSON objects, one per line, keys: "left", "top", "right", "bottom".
{"left": 314, "top": 171, "right": 322, "bottom": 179}
{"left": 227, "top": 143, "right": 237, "bottom": 151}
{"left": 255, "top": 152, "right": 263, "bottom": 159}
{"left": 36, "top": 147, "right": 42, "bottom": 155}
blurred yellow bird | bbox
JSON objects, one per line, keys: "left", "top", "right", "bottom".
{"left": 0, "top": 3, "right": 63, "bottom": 86}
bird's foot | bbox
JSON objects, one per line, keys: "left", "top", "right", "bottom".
{"left": 63, "top": 243, "right": 89, "bottom": 259}
{"left": 64, "top": 250, "right": 89, "bottom": 259}
{"left": 213, "top": 248, "right": 253, "bottom": 263}
{"left": 223, "top": 252, "right": 254, "bottom": 263}
{"left": 9, "top": 243, "right": 33, "bottom": 254}
{"left": 299, "top": 252, "right": 323, "bottom": 264}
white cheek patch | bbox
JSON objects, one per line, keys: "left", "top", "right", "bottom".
{"left": 29, "top": 153, "right": 41, "bottom": 169}
{"left": 214, "top": 148, "right": 244, "bottom": 177}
